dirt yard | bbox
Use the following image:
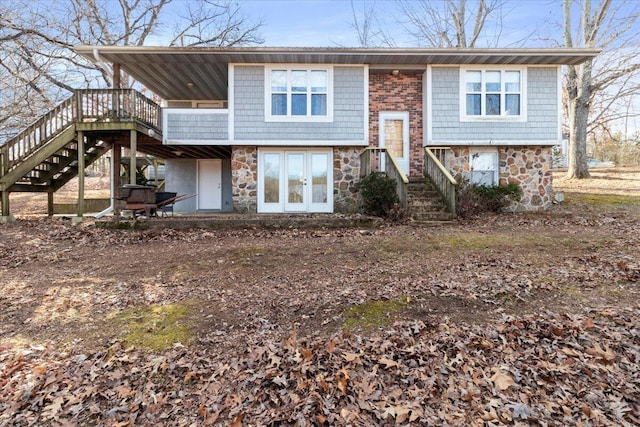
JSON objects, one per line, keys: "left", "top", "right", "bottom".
{"left": 1, "top": 167, "right": 639, "bottom": 425}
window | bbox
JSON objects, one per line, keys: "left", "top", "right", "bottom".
{"left": 266, "top": 67, "right": 332, "bottom": 121}
{"left": 461, "top": 68, "right": 525, "bottom": 120}
{"left": 469, "top": 150, "right": 498, "bottom": 186}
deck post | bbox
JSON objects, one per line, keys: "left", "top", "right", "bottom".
{"left": 0, "top": 191, "right": 12, "bottom": 223}
{"left": 112, "top": 143, "right": 122, "bottom": 216}
{"left": 0, "top": 150, "right": 14, "bottom": 222}
{"left": 113, "top": 63, "right": 121, "bottom": 89}
{"left": 129, "top": 130, "right": 137, "bottom": 185}
{"left": 47, "top": 190, "right": 54, "bottom": 216}
{"left": 73, "top": 131, "right": 85, "bottom": 223}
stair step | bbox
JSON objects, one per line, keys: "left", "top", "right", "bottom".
{"left": 405, "top": 178, "right": 454, "bottom": 221}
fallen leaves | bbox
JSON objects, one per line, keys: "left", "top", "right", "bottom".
{"left": 1, "top": 310, "right": 639, "bottom": 425}
{"left": 1, "top": 189, "right": 640, "bottom": 425}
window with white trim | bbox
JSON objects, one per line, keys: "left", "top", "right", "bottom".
{"left": 469, "top": 150, "right": 499, "bottom": 186}
{"left": 462, "top": 68, "right": 525, "bottom": 119}
{"left": 266, "top": 67, "right": 332, "bottom": 121}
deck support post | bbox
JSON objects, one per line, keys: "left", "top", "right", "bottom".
{"left": 112, "top": 143, "right": 122, "bottom": 216}
{"left": 47, "top": 190, "right": 54, "bottom": 216}
{"left": 1, "top": 150, "right": 14, "bottom": 222}
{"left": 113, "top": 63, "right": 121, "bottom": 89}
{"left": 0, "top": 190, "right": 13, "bottom": 223}
{"left": 129, "top": 130, "right": 137, "bottom": 185}
{"left": 73, "top": 131, "right": 85, "bottom": 223}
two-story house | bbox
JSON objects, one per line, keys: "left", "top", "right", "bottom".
{"left": 0, "top": 47, "right": 598, "bottom": 221}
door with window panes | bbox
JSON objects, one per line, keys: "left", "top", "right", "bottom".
{"left": 258, "top": 149, "right": 333, "bottom": 213}
{"left": 379, "top": 112, "right": 410, "bottom": 175}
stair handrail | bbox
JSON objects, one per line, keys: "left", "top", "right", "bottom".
{"left": 360, "top": 147, "right": 409, "bottom": 208}
{"left": 423, "top": 147, "right": 457, "bottom": 214}
{"left": 0, "top": 89, "right": 162, "bottom": 177}
{"left": 1, "top": 94, "right": 77, "bottom": 172}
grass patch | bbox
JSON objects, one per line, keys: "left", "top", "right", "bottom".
{"left": 565, "top": 193, "right": 640, "bottom": 207}
{"left": 344, "top": 297, "right": 409, "bottom": 331}
{"left": 111, "top": 303, "right": 193, "bottom": 352}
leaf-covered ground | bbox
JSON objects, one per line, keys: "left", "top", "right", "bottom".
{"left": 1, "top": 168, "right": 639, "bottom": 426}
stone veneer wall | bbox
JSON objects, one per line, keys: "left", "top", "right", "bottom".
{"left": 447, "top": 146, "right": 554, "bottom": 211}
{"left": 334, "top": 147, "right": 361, "bottom": 213}
{"left": 231, "top": 146, "right": 257, "bottom": 213}
{"left": 369, "top": 71, "right": 423, "bottom": 178}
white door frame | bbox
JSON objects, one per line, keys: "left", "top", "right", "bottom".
{"left": 257, "top": 148, "right": 333, "bottom": 213}
{"left": 197, "top": 159, "right": 222, "bottom": 210}
{"left": 379, "top": 111, "right": 410, "bottom": 176}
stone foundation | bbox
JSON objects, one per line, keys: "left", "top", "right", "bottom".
{"left": 334, "top": 147, "right": 361, "bottom": 213}
{"left": 447, "top": 146, "right": 553, "bottom": 211}
{"left": 231, "top": 146, "right": 257, "bottom": 213}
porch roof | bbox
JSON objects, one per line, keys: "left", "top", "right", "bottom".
{"left": 75, "top": 46, "right": 600, "bottom": 101}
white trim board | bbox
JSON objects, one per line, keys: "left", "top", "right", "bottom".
{"left": 426, "top": 140, "right": 560, "bottom": 146}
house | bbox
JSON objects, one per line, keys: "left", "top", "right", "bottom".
{"left": 0, "top": 47, "right": 598, "bottom": 222}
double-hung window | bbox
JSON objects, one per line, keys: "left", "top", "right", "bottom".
{"left": 266, "top": 67, "right": 333, "bottom": 121}
{"left": 461, "top": 68, "right": 525, "bottom": 121}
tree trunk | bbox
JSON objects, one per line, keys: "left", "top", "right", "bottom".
{"left": 566, "top": 96, "right": 591, "bottom": 179}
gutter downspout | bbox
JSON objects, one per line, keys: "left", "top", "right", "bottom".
{"left": 92, "top": 48, "right": 114, "bottom": 87}
{"left": 92, "top": 47, "right": 116, "bottom": 219}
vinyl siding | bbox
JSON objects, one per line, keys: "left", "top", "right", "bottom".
{"left": 431, "top": 66, "right": 558, "bottom": 142}
{"left": 164, "top": 110, "right": 228, "bottom": 143}
{"left": 233, "top": 66, "right": 365, "bottom": 141}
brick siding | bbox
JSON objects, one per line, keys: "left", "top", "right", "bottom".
{"left": 369, "top": 71, "right": 423, "bottom": 178}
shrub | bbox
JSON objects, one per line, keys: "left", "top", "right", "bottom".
{"left": 456, "top": 178, "right": 522, "bottom": 218}
{"left": 358, "top": 172, "right": 400, "bottom": 218}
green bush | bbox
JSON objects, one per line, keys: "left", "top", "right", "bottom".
{"left": 358, "top": 172, "right": 400, "bottom": 217}
{"left": 456, "top": 178, "right": 522, "bottom": 218}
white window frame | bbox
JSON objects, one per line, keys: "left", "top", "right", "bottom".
{"left": 459, "top": 66, "right": 527, "bottom": 122}
{"left": 265, "top": 66, "right": 334, "bottom": 123}
{"left": 469, "top": 149, "right": 499, "bottom": 186}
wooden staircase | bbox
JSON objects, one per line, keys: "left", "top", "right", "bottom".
{"left": 407, "top": 178, "right": 456, "bottom": 222}
{"left": 0, "top": 89, "right": 163, "bottom": 218}
{"left": 3, "top": 128, "right": 110, "bottom": 193}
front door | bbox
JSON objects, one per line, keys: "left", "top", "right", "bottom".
{"left": 197, "top": 159, "right": 222, "bottom": 210}
{"left": 258, "top": 149, "right": 332, "bottom": 213}
{"left": 379, "top": 112, "right": 410, "bottom": 176}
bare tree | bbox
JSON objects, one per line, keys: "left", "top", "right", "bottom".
{"left": 563, "top": 0, "right": 640, "bottom": 179}
{"left": 349, "top": 0, "right": 395, "bottom": 47}
{"left": 0, "top": 0, "right": 263, "bottom": 143}
{"left": 398, "top": 0, "right": 505, "bottom": 47}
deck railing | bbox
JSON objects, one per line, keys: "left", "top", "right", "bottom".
{"left": 360, "top": 147, "right": 409, "bottom": 208}
{"left": 0, "top": 89, "right": 161, "bottom": 173}
{"left": 423, "top": 147, "right": 458, "bottom": 214}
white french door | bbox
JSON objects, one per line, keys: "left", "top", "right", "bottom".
{"left": 258, "top": 149, "right": 333, "bottom": 213}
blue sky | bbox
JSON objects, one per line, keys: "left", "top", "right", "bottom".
{"left": 238, "top": 0, "right": 566, "bottom": 48}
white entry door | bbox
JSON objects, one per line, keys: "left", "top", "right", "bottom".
{"left": 379, "top": 112, "right": 410, "bottom": 176}
{"left": 258, "top": 149, "right": 333, "bottom": 213}
{"left": 197, "top": 159, "right": 222, "bottom": 210}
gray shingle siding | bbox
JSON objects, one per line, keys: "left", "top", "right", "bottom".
{"left": 233, "top": 66, "right": 365, "bottom": 141}
{"left": 431, "top": 67, "right": 558, "bottom": 141}
{"left": 166, "top": 112, "right": 228, "bottom": 141}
